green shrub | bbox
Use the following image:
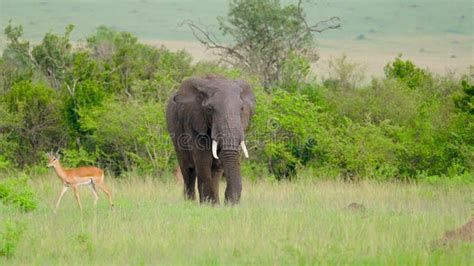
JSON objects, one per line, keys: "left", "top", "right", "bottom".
{"left": 249, "top": 88, "right": 322, "bottom": 179}
{"left": 86, "top": 26, "right": 193, "bottom": 97}
{"left": 278, "top": 52, "right": 313, "bottom": 92}
{"left": 80, "top": 99, "right": 173, "bottom": 176}
{"left": 31, "top": 25, "right": 74, "bottom": 89}
{"left": 323, "top": 54, "right": 365, "bottom": 91}
{"left": 0, "top": 220, "right": 25, "bottom": 258}
{"left": 0, "top": 175, "right": 37, "bottom": 212}
{"left": 62, "top": 78, "right": 106, "bottom": 140}
{"left": 0, "top": 155, "right": 11, "bottom": 171}
{"left": 60, "top": 147, "right": 98, "bottom": 168}
{"left": 1, "top": 23, "right": 35, "bottom": 91}
{"left": 0, "top": 81, "right": 62, "bottom": 166}
{"left": 320, "top": 119, "right": 401, "bottom": 180}
{"left": 384, "top": 55, "right": 432, "bottom": 89}
{"left": 454, "top": 79, "right": 474, "bottom": 114}
{"left": 322, "top": 67, "right": 472, "bottom": 180}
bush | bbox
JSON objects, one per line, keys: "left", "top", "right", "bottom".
{"left": 454, "top": 79, "right": 474, "bottom": 114}
{"left": 0, "top": 220, "right": 25, "bottom": 258}
{"left": 60, "top": 147, "right": 98, "bottom": 168}
{"left": 86, "top": 26, "right": 193, "bottom": 97}
{"left": 323, "top": 54, "right": 365, "bottom": 91}
{"left": 278, "top": 52, "right": 313, "bottom": 92}
{"left": 0, "top": 175, "right": 37, "bottom": 212}
{"left": 0, "top": 155, "right": 11, "bottom": 171}
{"left": 80, "top": 99, "right": 173, "bottom": 176}
{"left": 320, "top": 119, "right": 401, "bottom": 180}
{"left": 31, "top": 25, "right": 74, "bottom": 89}
{"left": 248, "top": 88, "right": 322, "bottom": 179}
{"left": 1, "top": 23, "right": 35, "bottom": 91}
{"left": 384, "top": 55, "right": 432, "bottom": 89}
{"left": 0, "top": 81, "right": 62, "bottom": 166}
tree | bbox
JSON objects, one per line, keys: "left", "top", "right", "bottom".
{"left": 1, "top": 23, "right": 35, "bottom": 91}
{"left": 2, "top": 22, "right": 75, "bottom": 91}
{"left": 0, "top": 81, "right": 63, "bottom": 166}
{"left": 384, "top": 55, "right": 431, "bottom": 90}
{"left": 31, "top": 25, "right": 75, "bottom": 89}
{"left": 184, "top": 0, "right": 340, "bottom": 90}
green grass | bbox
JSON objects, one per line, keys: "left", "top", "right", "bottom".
{"left": 1, "top": 176, "right": 473, "bottom": 265}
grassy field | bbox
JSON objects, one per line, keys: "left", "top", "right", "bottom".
{"left": 1, "top": 176, "right": 473, "bottom": 265}
{"left": 2, "top": 0, "right": 472, "bottom": 77}
{"left": 2, "top": 0, "right": 471, "bottom": 40}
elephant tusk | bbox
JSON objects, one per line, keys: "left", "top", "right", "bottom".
{"left": 240, "top": 141, "right": 249, "bottom": 158}
{"left": 212, "top": 140, "right": 219, "bottom": 159}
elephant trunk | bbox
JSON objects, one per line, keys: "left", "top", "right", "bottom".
{"left": 220, "top": 149, "right": 242, "bottom": 204}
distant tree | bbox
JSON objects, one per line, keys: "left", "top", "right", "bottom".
{"left": 31, "top": 25, "right": 74, "bottom": 89}
{"left": 1, "top": 23, "right": 35, "bottom": 91}
{"left": 384, "top": 55, "right": 432, "bottom": 89}
{"left": 183, "top": 0, "right": 340, "bottom": 90}
{"left": 86, "top": 26, "right": 193, "bottom": 97}
{"left": 2, "top": 22, "right": 75, "bottom": 90}
{"left": 323, "top": 54, "right": 365, "bottom": 91}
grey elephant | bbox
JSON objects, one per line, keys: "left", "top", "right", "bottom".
{"left": 166, "top": 74, "right": 256, "bottom": 204}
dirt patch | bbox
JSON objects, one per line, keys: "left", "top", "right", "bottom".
{"left": 345, "top": 202, "right": 366, "bottom": 212}
{"left": 434, "top": 218, "right": 474, "bottom": 247}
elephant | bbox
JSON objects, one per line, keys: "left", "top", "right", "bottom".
{"left": 166, "top": 74, "right": 256, "bottom": 204}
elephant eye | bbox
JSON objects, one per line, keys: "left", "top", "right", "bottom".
{"left": 206, "top": 105, "right": 214, "bottom": 112}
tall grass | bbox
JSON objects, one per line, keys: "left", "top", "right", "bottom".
{"left": 0, "top": 175, "right": 472, "bottom": 265}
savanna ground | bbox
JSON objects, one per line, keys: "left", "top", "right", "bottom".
{"left": 1, "top": 175, "right": 473, "bottom": 265}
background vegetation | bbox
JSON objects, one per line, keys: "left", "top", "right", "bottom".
{"left": 0, "top": 17, "right": 471, "bottom": 182}
{"left": 0, "top": 0, "right": 472, "bottom": 181}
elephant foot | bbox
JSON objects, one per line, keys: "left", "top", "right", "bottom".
{"left": 199, "top": 194, "right": 220, "bottom": 205}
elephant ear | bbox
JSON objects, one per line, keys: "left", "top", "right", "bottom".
{"left": 236, "top": 79, "right": 256, "bottom": 129}
{"left": 173, "top": 77, "right": 213, "bottom": 105}
{"left": 172, "top": 77, "right": 214, "bottom": 133}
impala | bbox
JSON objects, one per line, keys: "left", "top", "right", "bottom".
{"left": 47, "top": 152, "right": 114, "bottom": 212}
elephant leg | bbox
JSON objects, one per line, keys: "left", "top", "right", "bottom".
{"left": 194, "top": 153, "right": 217, "bottom": 204}
{"left": 181, "top": 166, "right": 196, "bottom": 200}
{"left": 210, "top": 161, "right": 223, "bottom": 204}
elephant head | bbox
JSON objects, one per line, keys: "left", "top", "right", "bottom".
{"left": 171, "top": 75, "right": 256, "bottom": 203}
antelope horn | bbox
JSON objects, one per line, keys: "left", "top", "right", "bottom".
{"left": 212, "top": 140, "right": 219, "bottom": 159}
{"left": 240, "top": 141, "right": 249, "bottom": 158}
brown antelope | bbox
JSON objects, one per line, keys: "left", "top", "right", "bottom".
{"left": 47, "top": 152, "right": 113, "bottom": 212}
